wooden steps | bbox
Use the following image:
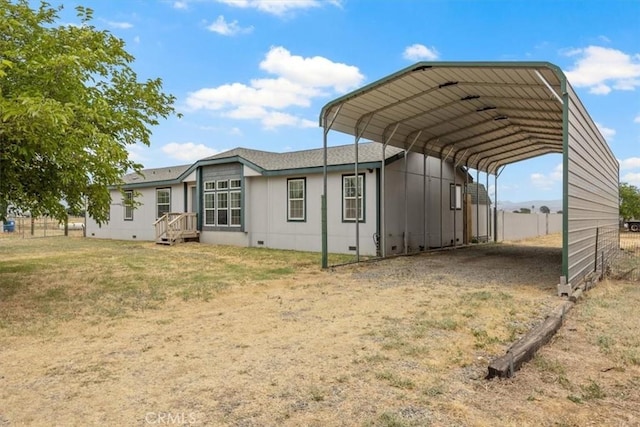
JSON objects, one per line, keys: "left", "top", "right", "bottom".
{"left": 154, "top": 213, "right": 199, "bottom": 246}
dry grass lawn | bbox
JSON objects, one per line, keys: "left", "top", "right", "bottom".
{"left": 0, "top": 235, "right": 639, "bottom": 426}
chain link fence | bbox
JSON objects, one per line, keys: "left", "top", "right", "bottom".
{"left": 1, "top": 217, "right": 85, "bottom": 239}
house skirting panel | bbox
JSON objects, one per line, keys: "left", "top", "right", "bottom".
{"left": 199, "top": 231, "right": 250, "bottom": 247}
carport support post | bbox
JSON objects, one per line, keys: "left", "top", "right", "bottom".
{"left": 493, "top": 166, "right": 505, "bottom": 243}
{"left": 355, "top": 138, "right": 359, "bottom": 261}
{"left": 453, "top": 161, "right": 457, "bottom": 247}
{"left": 439, "top": 146, "right": 453, "bottom": 248}
{"left": 321, "top": 105, "right": 342, "bottom": 268}
{"left": 439, "top": 158, "right": 444, "bottom": 248}
{"left": 322, "top": 121, "right": 330, "bottom": 268}
{"left": 476, "top": 168, "right": 480, "bottom": 242}
{"left": 423, "top": 149, "right": 428, "bottom": 250}
{"left": 321, "top": 194, "right": 327, "bottom": 266}
{"left": 381, "top": 143, "right": 386, "bottom": 257}
{"left": 404, "top": 149, "right": 409, "bottom": 253}
{"left": 353, "top": 114, "right": 373, "bottom": 262}
{"left": 403, "top": 133, "right": 420, "bottom": 254}
{"left": 381, "top": 123, "right": 401, "bottom": 258}
{"left": 494, "top": 172, "right": 498, "bottom": 242}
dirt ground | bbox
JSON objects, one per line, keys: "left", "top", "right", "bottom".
{"left": 1, "top": 236, "right": 639, "bottom": 426}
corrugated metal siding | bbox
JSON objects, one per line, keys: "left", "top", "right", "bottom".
{"left": 566, "top": 84, "right": 619, "bottom": 285}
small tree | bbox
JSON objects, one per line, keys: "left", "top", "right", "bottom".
{"left": 519, "top": 208, "right": 531, "bottom": 214}
{"left": 0, "top": 1, "right": 177, "bottom": 224}
{"left": 539, "top": 205, "right": 550, "bottom": 214}
{"left": 620, "top": 182, "right": 640, "bottom": 221}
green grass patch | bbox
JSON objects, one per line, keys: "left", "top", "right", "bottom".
{"left": 0, "top": 237, "right": 330, "bottom": 334}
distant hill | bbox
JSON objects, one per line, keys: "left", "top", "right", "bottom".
{"left": 497, "top": 199, "right": 563, "bottom": 213}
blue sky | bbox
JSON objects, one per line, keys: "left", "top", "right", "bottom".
{"left": 56, "top": 0, "right": 639, "bottom": 203}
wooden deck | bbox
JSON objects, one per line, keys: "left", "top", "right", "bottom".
{"left": 154, "top": 213, "right": 199, "bottom": 245}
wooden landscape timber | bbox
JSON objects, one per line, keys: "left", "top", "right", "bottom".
{"left": 487, "top": 280, "right": 592, "bottom": 379}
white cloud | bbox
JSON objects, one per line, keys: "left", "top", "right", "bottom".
{"left": 186, "top": 46, "right": 363, "bottom": 129}
{"left": 127, "top": 144, "right": 148, "bottom": 163}
{"left": 530, "top": 163, "right": 562, "bottom": 190}
{"left": 133, "top": 36, "right": 141, "bottom": 44}
{"left": 161, "top": 142, "right": 221, "bottom": 161}
{"left": 595, "top": 122, "right": 616, "bottom": 141}
{"left": 564, "top": 46, "right": 640, "bottom": 95}
{"left": 216, "top": 0, "right": 341, "bottom": 16}
{"left": 634, "top": 114, "right": 640, "bottom": 123}
{"left": 173, "top": 1, "right": 188, "bottom": 9}
{"left": 186, "top": 79, "right": 318, "bottom": 110}
{"left": 621, "top": 172, "right": 640, "bottom": 186}
{"left": 105, "top": 20, "right": 133, "bottom": 29}
{"left": 222, "top": 106, "right": 315, "bottom": 130}
{"left": 619, "top": 157, "right": 640, "bottom": 170}
{"left": 403, "top": 44, "right": 439, "bottom": 61}
{"left": 259, "top": 46, "right": 364, "bottom": 93}
{"left": 207, "top": 15, "right": 253, "bottom": 36}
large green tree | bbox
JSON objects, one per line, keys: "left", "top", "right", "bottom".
{"left": 620, "top": 182, "right": 640, "bottom": 221}
{"left": 0, "top": 1, "right": 177, "bottom": 223}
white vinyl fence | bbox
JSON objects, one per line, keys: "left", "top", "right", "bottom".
{"left": 496, "top": 211, "right": 563, "bottom": 242}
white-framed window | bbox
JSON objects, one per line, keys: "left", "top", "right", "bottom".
{"left": 343, "top": 174, "right": 364, "bottom": 222}
{"left": 450, "top": 184, "right": 462, "bottom": 210}
{"left": 156, "top": 188, "right": 171, "bottom": 219}
{"left": 204, "top": 192, "right": 215, "bottom": 226}
{"left": 203, "top": 177, "right": 242, "bottom": 228}
{"left": 230, "top": 191, "right": 241, "bottom": 226}
{"left": 217, "top": 192, "right": 228, "bottom": 226}
{"left": 287, "top": 178, "right": 306, "bottom": 222}
{"left": 124, "top": 190, "right": 134, "bottom": 221}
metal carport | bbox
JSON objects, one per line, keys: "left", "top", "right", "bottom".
{"left": 319, "top": 62, "right": 619, "bottom": 292}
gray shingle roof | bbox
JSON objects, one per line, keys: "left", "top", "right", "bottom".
{"left": 121, "top": 143, "right": 404, "bottom": 186}
{"left": 202, "top": 142, "right": 404, "bottom": 171}
{"left": 466, "top": 182, "right": 491, "bottom": 205}
{"left": 122, "top": 164, "right": 191, "bottom": 185}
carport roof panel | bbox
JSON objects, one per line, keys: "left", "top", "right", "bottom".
{"left": 320, "top": 62, "right": 566, "bottom": 173}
